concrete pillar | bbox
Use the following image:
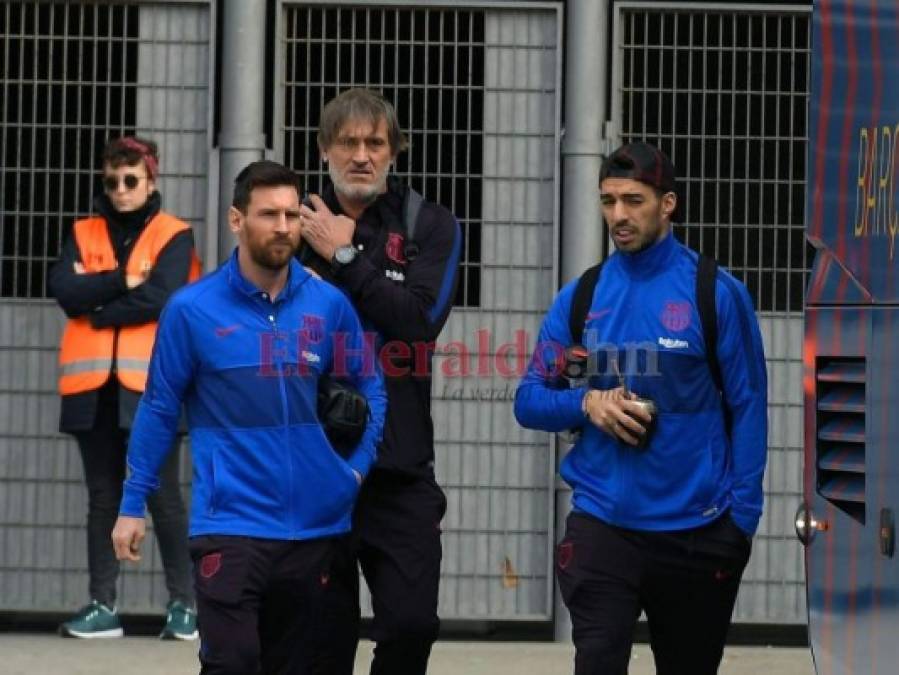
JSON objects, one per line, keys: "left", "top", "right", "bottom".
{"left": 217, "top": 0, "right": 267, "bottom": 262}
{"left": 556, "top": 0, "right": 611, "bottom": 643}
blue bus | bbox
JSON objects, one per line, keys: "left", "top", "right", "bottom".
{"left": 795, "top": 1, "right": 899, "bottom": 672}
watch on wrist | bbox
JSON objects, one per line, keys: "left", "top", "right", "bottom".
{"left": 331, "top": 244, "right": 358, "bottom": 271}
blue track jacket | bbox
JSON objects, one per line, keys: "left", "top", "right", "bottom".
{"left": 514, "top": 233, "right": 767, "bottom": 536}
{"left": 120, "top": 250, "right": 387, "bottom": 540}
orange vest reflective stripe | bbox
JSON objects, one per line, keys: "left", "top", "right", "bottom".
{"left": 58, "top": 212, "right": 201, "bottom": 395}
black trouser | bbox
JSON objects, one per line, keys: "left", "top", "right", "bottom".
{"left": 189, "top": 534, "right": 358, "bottom": 675}
{"left": 556, "top": 511, "right": 751, "bottom": 675}
{"left": 74, "top": 410, "right": 193, "bottom": 608}
{"left": 354, "top": 471, "right": 447, "bottom": 675}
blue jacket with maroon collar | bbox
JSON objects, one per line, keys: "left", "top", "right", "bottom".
{"left": 514, "top": 232, "right": 768, "bottom": 536}
{"left": 120, "top": 250, "right": 387, "bottom": 541}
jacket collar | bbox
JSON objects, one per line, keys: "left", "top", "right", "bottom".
{"left": 226, "top": 247, "right": 309, "bottom": 302}
{"left": 614, "top": 229, "right": 677, "bottom": 279}
{"left": 94, "top": 191, "right": 162, "bottom": 231}
{"left": 321, "top": 175, "right": 405, "bottom": 223}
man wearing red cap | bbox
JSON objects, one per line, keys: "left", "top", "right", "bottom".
{"left": 515, "top": 142, "right": 768, "bottom": 674}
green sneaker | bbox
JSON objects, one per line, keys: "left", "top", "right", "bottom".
{"left": 59, "top": 600, "right": 123, "bottom": 639}
{"left": 160, "top": 600, "right": 198, "bottom": 641}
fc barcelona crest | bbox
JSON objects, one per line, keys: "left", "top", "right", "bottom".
{"left": 660, "top": 301, "right": 691, "bottom": 332}
{"left": 385, "top": 232, "right": 407, "bottom": 265}
{"left": 301, "top": 314, "right": 325, "bottom": 344}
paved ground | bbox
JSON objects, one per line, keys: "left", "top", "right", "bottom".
{"left": 0, "top": 635, "right": 816, "bottom": 674}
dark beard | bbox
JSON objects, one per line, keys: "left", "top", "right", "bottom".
{"left": 250, "top": 239, "right": 295, "bottom": 271}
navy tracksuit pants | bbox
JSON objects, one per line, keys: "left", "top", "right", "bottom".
{"left": 189, "top": 534, "right": 358, "bottom": 675}
{"left": 556, "top": 511, "right": 751, "bottom": 675}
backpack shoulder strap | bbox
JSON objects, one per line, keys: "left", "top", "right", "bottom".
{"left": 569, "top": 262, "right": 604, "bottom": 346}
{"left": 400, "top": 187, "right": 425, "bottom": 262}
{"left": 403, "top": 187, "right": 424, "bottom": 241}
{"left": 696, "top": 253, "right": 723, "bottom": 394}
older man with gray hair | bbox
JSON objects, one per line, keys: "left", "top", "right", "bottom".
{"left": 297, "top": 88, "right": 462, "bottom": 675}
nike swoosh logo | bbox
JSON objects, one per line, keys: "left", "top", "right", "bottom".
{"left": 215, "top": 325, "right": 241, "bottom": 337}
{"left": 587, "top": 308, "right": 612, "bottom": 320}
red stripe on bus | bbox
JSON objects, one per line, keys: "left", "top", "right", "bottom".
{"left": 811, "top": 0, "right": 835, "bottom": 241}
{"left": 872, "top": 309, "right": 895, "bottom": 673}
{"left": 835, "top": 0, "right": 858, "bottom": 298}
{"left": 861, "top": 0, "right": 882, "bottom": 296}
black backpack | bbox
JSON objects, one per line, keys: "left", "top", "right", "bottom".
{"left": 568, "top": 253, "right": 730, "bottom": 428}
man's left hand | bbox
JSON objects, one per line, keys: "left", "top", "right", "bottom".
{"left": 300, "top": 194, "right": 356, "bottom": 261}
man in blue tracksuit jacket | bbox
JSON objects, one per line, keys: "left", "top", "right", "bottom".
{"left": 515, "top": 143, "right": 767, "bottom": 675}
{"left": 111, "top": 160, "right": 387, "bottom": 675}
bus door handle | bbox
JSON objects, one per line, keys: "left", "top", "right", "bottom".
{"left": 795, "top": 502, "right": 828, "bottom": 546}
{"left": 880, "top": 508, "right": 895, "bottom": 558}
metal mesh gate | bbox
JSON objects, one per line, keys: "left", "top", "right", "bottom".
{"left": 1, "top": 0, "right": 812, "bottom": 629}
{"left": 277, "top": 0, "right": 562, "bottom": 620}
{"left": 612, "top": 2, "right": 812, "bottom": 623}
{"left": 0, "top": 0, "right": 214, "bottom": 613}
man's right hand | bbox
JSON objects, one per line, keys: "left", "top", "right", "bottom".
{"left": 583, "top": 387, "right": 652, "bottom": 446}
{"left": 112, "top": 515, "right": 147, "bottom": 562}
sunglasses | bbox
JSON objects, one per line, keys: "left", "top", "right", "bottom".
{"left": 102, "top": 174, "right": 146, "bottom": 192}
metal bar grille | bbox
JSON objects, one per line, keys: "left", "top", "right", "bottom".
{"left": 615, "top": 6, "right": 812, "bottom": 313}
{"left": 0, "top": 1, "right": 139, "bottom": 299}
{"left": 281, "top": 5, "right": 484, "bottom": 308}
{"left": 0, "top": 0, "right": 212, "bottom": 614}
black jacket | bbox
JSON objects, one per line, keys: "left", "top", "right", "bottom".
{"left": 299, "top": 179, "right": 461, "bottom": 476}
{"left": 48, "top": 192, "right": 196, "bottom": 431}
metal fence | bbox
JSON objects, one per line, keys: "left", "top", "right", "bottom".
{"left": 612, "top": 1, "right": 811, "bottom": 623}
{"left": 0, "top": 0, "right": 214, "bottom": 614}
{"left": 1, "top": 0, "right": 814, "bottom": 629}
{"left": 277, "top": 0, "right": 563, "bottom": 620}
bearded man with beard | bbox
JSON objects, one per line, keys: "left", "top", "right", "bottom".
{"left": 297, "top": 89, "right": 461, "bottom": 675}
{"left": 111, "top": 160, "right": 387, "bottom": 675}
{"left": 515, "top": 143, "right": 767, "bottom": 675}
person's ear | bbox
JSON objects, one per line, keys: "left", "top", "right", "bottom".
{"left": 661, "top": 192, "right": 677, "bottom": 218}
{"left": 228, "top": 206, "right": 243, "bottom": 235}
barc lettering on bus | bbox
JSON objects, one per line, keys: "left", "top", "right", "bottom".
{"left": 854, "top": 124, "right": 898, "bottom": 260}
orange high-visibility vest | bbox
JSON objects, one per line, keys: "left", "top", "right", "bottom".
{"left": 57, "top": 211, "right": 201, "bottom": 395}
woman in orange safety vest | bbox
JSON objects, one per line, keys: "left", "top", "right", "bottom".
{"left": 49, "top": 137, "right": 200, "bottom": 640}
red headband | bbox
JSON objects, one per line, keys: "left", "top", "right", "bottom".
{"left": 119, "top": 137, "right": 159, "bottom": 179}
